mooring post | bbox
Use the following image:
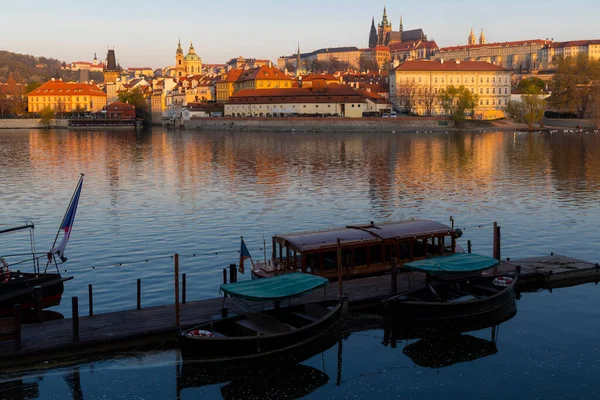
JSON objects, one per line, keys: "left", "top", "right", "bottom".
{"left": 34, "top": 286, "right": 43, "bottom": 323}
{"left": 391, "top": 257, "right": 398, "bottom": 294}
{"left": 336, "top": 238, "right": 343, "bottom": 296}
{"left": 467, "top": 240, "right": 472, "bottom": 254}
{"left": 229, "top": 264, "right": 237, "bottom": 283}
{"left": 88, "top": 284, "right": 93, "bottom": 316}
{"left": 137, "top": 279, "right": 142, "bottom": 310}
{"left": 493, "top": 222, "right": 499, "bottom": 260}
{"left": 496, "top": 225, "right": 501, "bottom": 261}
{"left": 175, "top": 254, "right": 180, "bottom": 329}
{"left": 182, "top": 273, "right": 186, "bottom": 304}
{"left": 72, "top": 297, "right": 79, "bottom": 342}
{"left": 14, "top": 304, "right": 21, "bottom": 351}
{"left": 222, "top": 268, "right": 227, "bottom": 285}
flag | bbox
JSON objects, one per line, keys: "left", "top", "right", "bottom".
{"left": 49, "top": 175, "right": 84, "bottom": 263}
{"left": 239, "top": 237, "right": 253, "bottom": 274}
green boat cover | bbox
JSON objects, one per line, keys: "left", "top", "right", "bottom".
{"left": 220, "top": 273, "right": 329, "bottom": 301}
{"left": 404, "top": 253, "right": 499, "bottom": 274}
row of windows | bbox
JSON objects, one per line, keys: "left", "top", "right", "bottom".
{"left": 407, "top": 86, "right": 510, "bottom": 95}
{"left": 33, "top": 96, "right": 88, "bottom": 102}
{"left": 398, "top": 75, "right": 510, "bottom": 85}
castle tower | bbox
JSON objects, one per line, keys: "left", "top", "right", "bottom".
{"left": 369, "top": 16, "right": 378, "bottom": 49}
{"left": 103, "top": 48, "right": 119, "bottom": 83}
{"left": 468, "top": 28, "right": 476, "bottom": 46}
{"left": 174, "top": 39, "right": 185, "bottom": 78}
{"left": 377, "top": 6, "right": 393, "bottom": 46}
{"left": 184, "top": 41, "right": 202, "bottom": 75}
{"left": 93, "top": 53, "right": 98, "bottom": 66}
{"left": 296, "top": 43, "right": 302, "bottom": 77}
{"left": 479, "top": 29, "right": 486, "bottom": 45}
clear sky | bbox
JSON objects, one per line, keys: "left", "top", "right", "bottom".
{"left": 2, "top": 0, "right": 599, "bottom": 68}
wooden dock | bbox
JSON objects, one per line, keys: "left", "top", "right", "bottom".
{"left": 0, "top": 253, "right": 598, "bottom": 370}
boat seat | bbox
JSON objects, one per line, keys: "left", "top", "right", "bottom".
{"left": 291, "top": 312, "right": 318, "bottom": 322}
{"left": 234, "top": 313, "right": 293, "bottom": 335}
{"left": 470, "top": 284, "right": 502, "bottom": 294}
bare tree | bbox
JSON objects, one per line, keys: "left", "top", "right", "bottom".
{"left": 395, "top": 80, "right": 417, "bottom": 114}
{"left": 420, "top": 87, "right": 438, "bottom": 116}
{"left": 590, "top": 83, "right": 600, "bottom": 129}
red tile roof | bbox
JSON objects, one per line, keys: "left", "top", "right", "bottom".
{"left": 547, "top": 40, "right": 600, "bottom": 48}
{"left": 28, "top": 80, "right": 107, "bottom": 97}
{"left": 236, "top": 65, "right": 293, "bottom": 83}
{"left": 228, "top": 86, "right": 366, "bottom": 105}
{"left": 439, "top": 39, "right": 548, "bottom": 52}
{"left": 394, "top": 60, "right": 508, "bottom": 72}
{"left": 106, "top": 101, "right": 135, "bottom": 110}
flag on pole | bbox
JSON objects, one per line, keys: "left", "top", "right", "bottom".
{"left": 49, "top": 175, "right": 84, "bottom": 263}
{"left": 239, "top": 237, "right": 254, "bottom": 274}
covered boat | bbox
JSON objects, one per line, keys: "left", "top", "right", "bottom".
{"left": 385, "top": 253, "right": 517, "bottom": 323}
{"left": 251, "top": 219, "right": 462, "bottom": 280}
{"left": 179, "top": 273, "right": 342, "bottom": 360}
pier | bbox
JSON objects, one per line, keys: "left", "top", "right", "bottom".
{"left": 0, "top": 253, "right": 599, "bottom": 370}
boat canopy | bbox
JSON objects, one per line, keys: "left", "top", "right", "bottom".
{"left": 275, "top": 220, "right": 454, "bottom": 251}
{"left": 220, "top": 273, "right": 328, "bottom": 301}
{"left": 404, "top": 253, "right": 499, "bottom": 274}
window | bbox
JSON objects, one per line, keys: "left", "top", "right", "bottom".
{"left": 480, "top": 88, "right": 483, "bottom": 94}
{"left": 504, "top": 88, "right": 508, "bottom": 94}
{"left": 492, "top": 88, "right": 496, "bottom": 94}
{"left": 486, "top": 99, "right": 489, "bottom": 105}
{"left": 492, "top": 99, "right": 496, "bottom": 105}
{"left": 486, "top": 77, "right": 490, "bottom": 83}
{"left": 486, "top": 88, "right": 489, "bottom": 94}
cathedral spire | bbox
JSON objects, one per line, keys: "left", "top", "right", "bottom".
{"left": 479, "top": 29, "right": 486, "bottom": 45}
{"left": 176, "top": 38, "right": 183, "bottom": 55}
{"left": 369, "top": 16, "right": 378, "bottom": 49}
{"left": 381, "top": 5, "right": 389, "bottom": 26}
{"left": 468, "top": 27, "right": 476, "bottom": 46}
{"left": 296, "top": 43, "right": 301, "bottom": 78}
{"left": 400, "top": 15, "right": 403, "bottom": 31}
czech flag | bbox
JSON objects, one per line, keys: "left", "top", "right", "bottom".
{"left": 239, "top": 237, "right": 253, "bottom": 274}
{"left": 49, "top": 175, "right": 84, "bottom": 263}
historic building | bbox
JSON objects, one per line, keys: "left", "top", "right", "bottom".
{"left": 216, "top": 68, "right": 243, "bottom": 102}
{"left": 278, "top": 47, "right": 364, "bottom": 71}
{"left": 389, "top": 59, "right": 512, "bottom": 119}
{"left": 233, "top": 64, "right": 293, "bottom": 93}
{"left": 369, "top": 7, "right": 427, "bottom": 48}
{"left": 435, "top": 30, "right": 551, "bottom": 71}
{"left": 540, "top": 40, "right": 600, "bottom": 69}
{"left": 172, "top": 40, "right": 203, "bottom": 78}
{"left": 27, "top": 79, "right": 107, "bottom": 113}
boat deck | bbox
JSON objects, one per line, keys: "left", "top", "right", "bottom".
{"left": 0, "top": 253, "right": 598, "bottom": 370}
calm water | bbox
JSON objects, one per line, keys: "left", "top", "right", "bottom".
{"left": 1, "top": 128, "right": 600, "bottom": 398}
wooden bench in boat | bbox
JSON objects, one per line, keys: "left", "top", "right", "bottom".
{"left": 234, "top": 313, "right": 293, "bottom": 335}
{"left": 292, "top": 303, "right": 331, "bottom": 323}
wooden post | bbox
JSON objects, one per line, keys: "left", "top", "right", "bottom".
{"left": 137, "top": 279, "right": 142, "bottom": 310}
{"left": 468, "top": 240, "right": 472, "bottom": 254}
{"left": 496, "top": 225, "right": 501, "bottom": 261}
{"left": 34, "top": 286, "right": 43, "bottom": 323}
{"left": 14, "top": 304, "right": 21, "bottom": 351}
{"left": 88, "top": 284, "right": 93, "bottom": 316}
{"left": 336, "top": 238, "right": 343, "bottom": 296}
{"left": 391, "top": 257, "right": 398, "bottom": 294}
{"left": 229, "top": 264, "right": 237, "bottom": 284}
{"left": 182, "top": 273, "right": 186, "bottom": 304}
{"left": 336, "top": 338, "right": 343, "bottom": 386}
{"left": 493, "top": 222, "right": 501, "bottom": 260}
{"left": 72, "top": 297, "right": 79, "bottom": 342}
{"left": 174, "top": 254, "right": 180, "bottom": 329}
{"left": 222, "top": 268, "right": 227, "bottom": 284}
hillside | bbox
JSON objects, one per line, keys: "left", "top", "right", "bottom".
{"left": 0, "top": 50, "right": 103, "bottom": 84}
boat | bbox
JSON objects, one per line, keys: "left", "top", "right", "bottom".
{"left": 250, "top": 219, "right": 463, "bottom": 280}
{"left": 0, "top": 175, "right": 83, "bottom": 316}
{"left": 384, "top": 253, "right": 517, "bottom": 325}
{"left": 179, "top": 273, "right": 342, "bottom": 361}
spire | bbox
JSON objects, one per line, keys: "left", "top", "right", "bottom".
{"left": 369, "top": 16, "right": 378, "bottom": 48}
{"left": 296, "top": 43, "right": 301, "bottom": 78}
{"left": 400, "top": 15, "right": 403, "bottom": 31}
{"left": 479, "top": 29, "right": 486, "bottom": 45}
{"left": 382, "top": 5, "right": 389, "bottom": 26}
{"left": 468, "top": 28, "right": 476, "bottom": 46}
{"left": 189, "top": 41, "right": 195, "bottom": 54}
{"left": 176, "top": 38, "right": 183, "bottom": 55}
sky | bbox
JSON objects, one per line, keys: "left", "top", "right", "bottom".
{"left": 2, "top": 0, "right": 599, "bottom": 69}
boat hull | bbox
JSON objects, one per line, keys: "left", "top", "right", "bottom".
{"left": 0, "top": 273, "right": 69, "bottom": 316}
{"left": 179, "top": 301, "right": 342, "bottom": 361}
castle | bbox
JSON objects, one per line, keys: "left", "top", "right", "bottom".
{"left": 368, "top": 7, "right": 427, "bottom": 48}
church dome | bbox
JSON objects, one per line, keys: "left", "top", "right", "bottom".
{"left": 185, "top": 53, "right": 201, "bottom": 61}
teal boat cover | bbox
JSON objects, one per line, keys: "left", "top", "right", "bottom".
{"left": 220, "top": 273, "right": 329, "bottom": 301}
{"left": 404, "top": 253, "right": 499, "bottom": 274}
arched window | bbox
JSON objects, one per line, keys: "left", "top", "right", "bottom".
{"left": 179, "top": 60, "right": 181, "bottom": 65}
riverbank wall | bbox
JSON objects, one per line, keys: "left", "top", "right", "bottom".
{"left": 0, "top": 119, "right": 69, "bottom": 129}
{"left": 184, "top": 117, "right": 460, "bottom": 132}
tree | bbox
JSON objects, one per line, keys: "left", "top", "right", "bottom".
{"left": 284, "top": 61, "right": 296, "bottom": 73}
{"left": 359, "top": 55, "right": 378, "bottom": 72}
{"left": 551, "top": 54, "right": 600, "bottom": 117}
{"left": 39, "top": 106, "right": 56, "bottom": 126}
{"left": 118, "top": 87, "right": 150, "bottom": 124}
{"left": 590, "top": 83, "right": 600, "bottom": 129}
{"left": 395, "top": 79, "right": 416, "bottom": 114}
{"left": 420, "top": 88, "right": 439, "bottom": 117}
{"left": 25, "top": 81, "right": 42, "bottom": 94}
{"left": 518, "top": 77, "right": 546, "bottom": 93}
{"left": 504, "top": 84, "right": 546, "bottom": 129}
{"left": 439, "top": 85, "right": 478, "bottom": 121}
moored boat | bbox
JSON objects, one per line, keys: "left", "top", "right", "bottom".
{"left": 179, "top": 273, "right": 342, "bottom": 361}
{"left": 385, "top": 253, "right": 517, "bottom": 325}
{"left": 250, "top": 219, "right": 463, "bottom": 280}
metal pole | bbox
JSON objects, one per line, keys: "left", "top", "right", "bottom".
{"left": 175, "top": 254, "right": 180, "bottom": 329}
{"left": 72, "top": 297, "right": 79, "bottom": 342}
{"left": 88, "top": 284, "right": 93, "bottom": 316}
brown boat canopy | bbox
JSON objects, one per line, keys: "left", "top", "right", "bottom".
{"left": 274, "top": 220, "right": 455, "bottom": 252}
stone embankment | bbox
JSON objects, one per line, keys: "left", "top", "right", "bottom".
{"left": 183, "top": 117, "right": 457, "bottom": 132}
{"left": 0, "top": 119, "right": 69, "bottom": 129}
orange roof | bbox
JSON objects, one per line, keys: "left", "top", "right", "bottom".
{"left": 394, "top": 60, "right": 508, "bottom": 72}
{"left": 106, "top": 101, "right": 135, "bottom": 110}
{"left": 302, "top": 73, "right": 338, "bottom": 81}
{"left": 228, "top": 86, "right": 367, "bottom": 105}
{"left": 547, "top": 40, "right": 600, "bottom": 48}
{"left": 439, "top": 39, "right": 548, "bottom": 52}
{"left": 236, "top": 65, "right": 293, "bottom": 83}
{"left": 28, "top": 80, "right": 107, "bottom": 97}
{"left": 224, "top": 68, "right": 243, "bottom": 82}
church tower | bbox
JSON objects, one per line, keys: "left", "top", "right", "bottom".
{"left": 103, "top": 48, "right": 119, "bottom": 83}
{"left": 399, "top": 15, "right": 403, "bottom": 36}
{"left": 175, "top": 39, "right": 185, "bottom": 78}
{"left": 184, "top": 42, "right": 202, "bottom": 75}
{"left": 468, "top": 28, "right": 476, "bottom": 46}
{"left": 296, "top": 43, "right": 302, "bottom": 77}
{"left": 369, "top": 16, "right": 378, "bottom": 49}
{"left": 479, "top": 29, "right": 486, "bottom": 45}
{"left": 377, "top": 6, "right": 392, "bottom": 46}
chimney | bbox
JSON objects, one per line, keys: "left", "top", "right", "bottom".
{"left": 455, "top": 59, "right": 461, "bottom": 64}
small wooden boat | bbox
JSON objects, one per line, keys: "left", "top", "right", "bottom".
{"left": 179, "top": 273, "right": 342, "bottom": 361}
{"left": 251, "top": 219, "right": 463, "bottom": 280}
{"left": 385, "top": 253, "right": 517, "bottom": 324}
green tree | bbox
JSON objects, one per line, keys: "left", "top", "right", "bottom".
{"left": 118, "top": 87, "right": 150, "bottom": 124}
{"left": 551, "top": 54, "right": 600, "bottom": 117}
{"left": 504, "top": 84, "right": 546, "bottom": 129}
{"left": 439, "top": 85, "right": 478, "bottom": 121}
{"left": 39, "top": 106, "right": 56, "bottom": 126}
{"left": 518, "top": 77, "right": 546, "bottom": 93}
{"left": 25, "top": 81, "right": 42, "bottom": 94}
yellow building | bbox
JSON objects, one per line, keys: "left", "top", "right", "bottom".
{"left": 216, "top": 68, "right": 243, "bottom": 102}
{"left": 390, "top": 59, "right": 512, "bottom": 119}
{"left": 541, "top": 40, "right": 600, "bottom": 69}
{"left": 27, "top": 79, "right": 107, "bottom": 113}
{"left": 233, "top": 64, "right": 293, "bottom": 93}
{"left": 173, "top": 40, "right": 203, "bottom": 78}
